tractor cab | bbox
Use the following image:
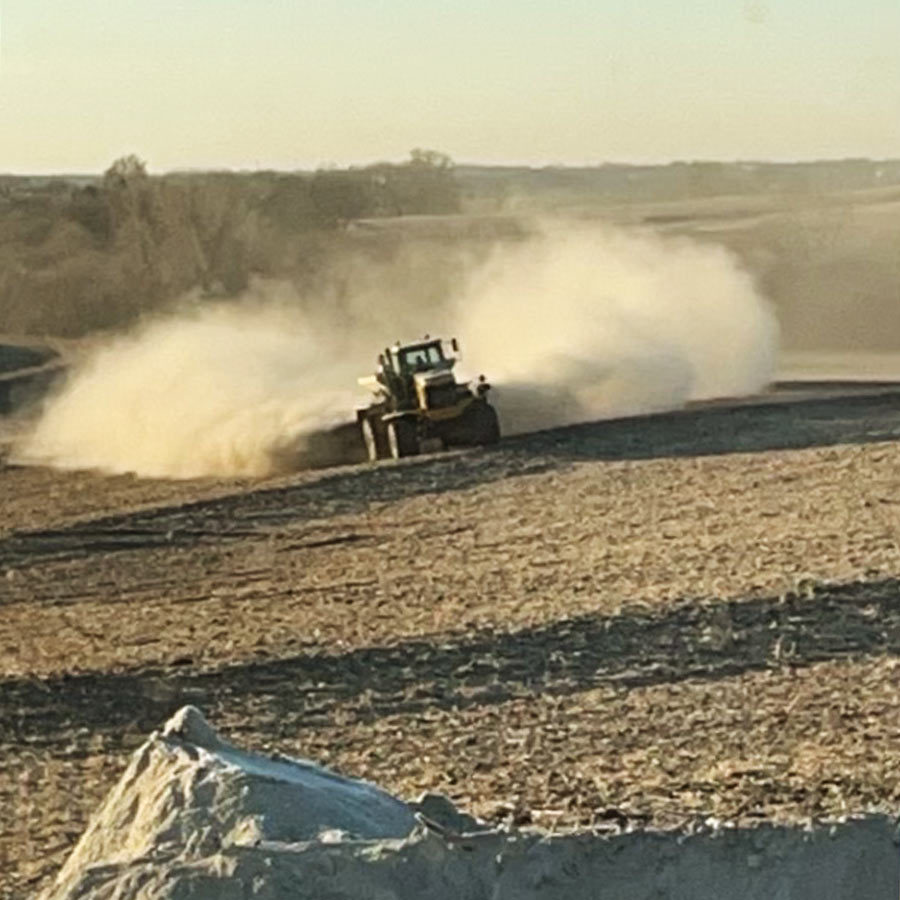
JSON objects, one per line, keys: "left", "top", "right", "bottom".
{"left": 373, "top": 338, "right": 459, "bottom": 411}
{"left": 384, "top": 338, "right": 456, "bottom": 376}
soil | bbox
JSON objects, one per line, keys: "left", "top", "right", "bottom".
{"left": 4, "top": 387, "right": 900, "bottom": 898}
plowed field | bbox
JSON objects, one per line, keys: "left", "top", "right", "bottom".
{"left": 4, "top": 389, "right": 900, "bottom": 898}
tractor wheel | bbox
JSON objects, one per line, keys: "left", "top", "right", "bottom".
{"left": 361, "top": 417, "right": 380, "bottom": 462}
{"left": 469, "top": 401, "right": 501, "bottom": 445}
{"left": 361, "top": 415, "right": 389, "bottom": 461}
{"left": 387, "top": 419, "right": 419, "bottom": 459}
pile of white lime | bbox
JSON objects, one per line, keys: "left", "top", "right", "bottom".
{"left": 43, "top": 707, "right": 897, "bottom": 900}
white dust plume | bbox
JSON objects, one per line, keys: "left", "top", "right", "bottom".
{"left": 16, "top": 301, "right": 356, "bottom": 479}
{"left": 454, "top": 223, "right": 778, "bottom": 434}
{"left": 17, "top": 222, "right": 778, "bottom": 479}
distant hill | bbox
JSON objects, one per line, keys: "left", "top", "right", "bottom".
{"left": 456, "top": 159, "right": 900, "bottom": 211}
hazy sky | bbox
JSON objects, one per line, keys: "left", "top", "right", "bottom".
{"left": 1, "top": 0, "right": 898, "bottom": 173}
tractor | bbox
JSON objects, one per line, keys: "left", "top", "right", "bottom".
{"left": 356, "top": 336, "right": 500, "bottom": 460}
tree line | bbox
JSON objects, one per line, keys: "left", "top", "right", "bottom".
{"left": 0, "top": 151, "right": 461, "bottom": 336}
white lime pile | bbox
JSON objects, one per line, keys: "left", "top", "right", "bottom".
{"left": 43, "top": 707, "right": 898, "bottom": 900}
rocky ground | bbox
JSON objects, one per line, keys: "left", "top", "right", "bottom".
{"left": 4, "top": 389, "right": 900, "bottom": 898}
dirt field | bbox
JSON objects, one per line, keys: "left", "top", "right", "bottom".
{"left": 4, "top": 388, "right": 900, "bottom": 898}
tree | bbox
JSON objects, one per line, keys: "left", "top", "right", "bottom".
{"left": 103, "top": 154, "right": 148, "bottom": 188}
{"left": 409, "top": 148, "right": 454, "bottom": 170}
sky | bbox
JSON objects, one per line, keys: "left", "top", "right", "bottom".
{"left": 1, "top": 0, "right": 898, "bottom": 173}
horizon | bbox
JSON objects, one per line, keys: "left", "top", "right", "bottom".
{"left": 4, "top": 154, "right": 900, "bottom": 180}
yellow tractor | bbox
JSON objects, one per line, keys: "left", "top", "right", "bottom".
{"left": 356, "top": 337, "right": 500, "bottom": 460}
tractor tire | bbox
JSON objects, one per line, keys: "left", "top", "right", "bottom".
{"left": 387, "top": 419, "right": 419, "bottom": 459}
{"left": 468, "top": 401, "right": 501, "bottom": 445}
{"left": 361, "top": 417, "right": 382, "bottom": 462}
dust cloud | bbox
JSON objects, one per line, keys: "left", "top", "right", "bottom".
{"left": 16, "top": 298, "right": 358, "bottom": 478}
{"left": 17, "top": 222, "right": 777, "bottom": 478}
{"left": 456, "top": 223, "right": 778, "bottom": 434}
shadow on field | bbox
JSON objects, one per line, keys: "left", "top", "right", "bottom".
{"left": 4, "top": 576, "right": 900, "bottom": 751}
{"left": 5, "top": 388, "right": 900, "bottom": 569}
{"left": 548, "top": 387, "right": 900, "bottom": 462}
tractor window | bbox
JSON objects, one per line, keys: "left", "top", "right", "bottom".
{"left": 399, "top": 345, "right": 444, "bottom": 370}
